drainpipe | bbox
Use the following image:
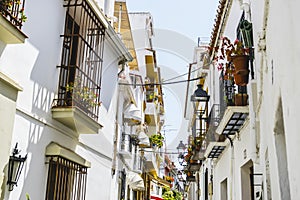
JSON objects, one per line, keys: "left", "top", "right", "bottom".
{"left": 230, "top": 144, "right": 234, "bottom": 200}
{"left": 249, "top": 84, "right": 259, "bottom": 164}
{"left": 111, "top": 89, "right": 119, "bottom": 176}
{"left": 225, "top": 135, "right": 234, "bottom": 200}
{"left": 112, "top": 62, "right": 126, "bottom": 176}
{"left": 118, "top": 4, "right": 122, "bottom": 34}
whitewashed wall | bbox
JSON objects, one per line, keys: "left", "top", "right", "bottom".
{"left": 204, "top": 0, "right": 300, "bottom": 200}
{"left": 0, "top": 0, "right": 125, "bottom": 199}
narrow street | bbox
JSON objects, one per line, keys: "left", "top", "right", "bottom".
{"left": 0, "top": 0, "right": 299, "bottom": 200}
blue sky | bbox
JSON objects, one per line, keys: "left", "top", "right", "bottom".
{"left": 126, "top": 0, "right": 218, "bottom": 41}
{"left": 126, "top": 0, "right": 219, "bottom": 148}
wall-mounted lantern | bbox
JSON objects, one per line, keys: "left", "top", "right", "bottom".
{"left": 190, "top": 84, "right": 210, "bottom": 103}
{"left": 177, "top": 140, "right": 187, "bottom": 166}
{"left": 7, "top": 143, "right": 27, "bottom": 191}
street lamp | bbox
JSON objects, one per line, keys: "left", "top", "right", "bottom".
{"left": 7, "top": 143, "right": 27, "bottom": 191}
{"left": 191, "top": 84, "right": 210, "bottom": 144}
{"left": 190, "top": 84, "right": 210, "bottom": 103}
{"left": 177, "top": 141, "right": 187, "bottom": 166}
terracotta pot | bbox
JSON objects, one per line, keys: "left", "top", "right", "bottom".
{"left": 231, "top": 55, "right": 249, "bottom": 73}
{"left": 234, "top": 94, "right": 248, "bottom": 106}
{"left": 234, "top": 71, "right": 249, "bottom": 86}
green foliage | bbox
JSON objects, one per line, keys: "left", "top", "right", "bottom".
{"left": 149, "top": 133, "right": 164, "bottom": 148}
{"left": 66, "top": 77, "right": 101, "bottom": 108}
{"left": 162, "top": 187, "right": 183, "bottom": 200}
{"left": 0, "top": 0, "right": 27, "bottom": 22}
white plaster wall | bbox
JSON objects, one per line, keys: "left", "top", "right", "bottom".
{"left": 214, "top": 0, "right": 300, "bottom": 199}
{"left": 231, "top": 123, "right": 251, "bottom": 200}
{"left": 0, "top": 0, "right": 123, "bottom": 199}
{"left": 0, "top": 81, "right": 20, "bottom": 198}
{"left": 261, "top": 2, "right": 300, "bottom": 198}
{"left": 250, "top": 0, "right": 300, "bottom": 199}
{"left": 213, "top": 145, "right": 231, "bottom": 200}
{"left": 211, "top": 123, "right": 252, "bottom": 200}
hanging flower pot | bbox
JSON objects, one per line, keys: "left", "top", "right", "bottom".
{"left": 233, "top": 70, "right": 249, "bottom": 86}
{"left": 231, "top": 55, "right": 249, "bottom": 73}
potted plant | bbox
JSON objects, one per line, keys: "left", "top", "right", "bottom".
{"left": 149, "top": 133, "right": 164, "bottom": 148}
{"left": 234, "top": 93, "right": 248, "bottom": 106}
{"left": 162, "top": 187, "right": 183, "bottom": 200}
{"left": 214, "top": 36, "right": 250, "bottom": 86}
{"left": 0, "top": 0, "right": 27, "bottom": 22}
{"left": 66, "top": 77, "right": 102, "bottom": 108}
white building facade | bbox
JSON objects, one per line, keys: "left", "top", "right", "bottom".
{"left": 0, "top": 0, "right": 133, "bottom": 199}
{"left": 184, "top": 0, "right": 300, "bottom": 200}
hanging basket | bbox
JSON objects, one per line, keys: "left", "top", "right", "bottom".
{"left": 231, "top": 55, "right": 249, "bottom": 73}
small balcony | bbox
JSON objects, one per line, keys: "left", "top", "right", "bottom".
{"left": 52, "top": 1, "right": 105, "bottom": 136}
{"left": 144, "top": 150, "right": 159, "bottom": 174}
{"left": 144, "top": 102, "right": 159, "bottom": 126}
{"left": 0, "top": 0, "right": 27, "bottom": 43}
{"left": 200, "top": 104, "right": 227, "bottom": 159}
{"left": 216, "top": 73, "right": 249, "bottom": 136}
{"left": 118, "top": 134, "right": 132, "bottom": 159}
{"left": 52, "top": 69, "right": 103, "bottom": 135}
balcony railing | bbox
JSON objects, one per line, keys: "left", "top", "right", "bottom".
{"left": 220, "top": 71, "right": 248, "bottom": 116}
{"left": 0, "top": 0, "right": 26, "bottom": 29}
{"left": 119, "top": 134, "right": 132, "bottom": 159}
{"left": 215, "top": 73, "right": 249, "bottom": 136}
{"left": 52, "top": 66, "right": 101, "bottom": 121}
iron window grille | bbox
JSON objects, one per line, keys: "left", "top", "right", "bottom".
{"left": 52, "top": 0, "right": 105, "bottom": 121}
{"left": 45, "top": 156, "right": 88, "bottom": 200}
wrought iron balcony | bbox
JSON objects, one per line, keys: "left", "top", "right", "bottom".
{"left": 192, "top": 104, "right": 226, "bottom": 160}
{"left": 0, "top": 0, "right": 27, "bottom": 43}
{"left": 0, "top": 0, "right": 26, "bottom": 29}
{"left": 144, "top": 150, "right": 159, "bottom": 174}
{"left": 51, "top": 68, "right": 103, "bottom": 135}
{"left": 118, "top": 134, "right": 132, "bottom": 159}
{"left": 51, "top": 0, "right": 105, "bottom": 135}
{"left": 216, "top": 72, "right": 249, "bottom": 136}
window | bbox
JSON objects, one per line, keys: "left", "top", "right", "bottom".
{"left": 45, "top": 156, "right": 87, "bottom": 200}
{"left": 53, "top": 0, "right": 106, "bottom": 121}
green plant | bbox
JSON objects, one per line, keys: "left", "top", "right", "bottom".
{"left": 0, "top": 0, "right": 27, "bottom": 22}
{"left": 149, "top": 133, "right": 164, "bottom": 148}
{"left": 66, "top": 77, "right": 101, "bottom": 108}
{"left": 162, "top": 187, "right": 183, "bottom": 200}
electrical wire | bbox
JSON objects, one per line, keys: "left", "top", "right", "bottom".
{"left": 119, "top": 76, "right": 204, "bottom": 86}
{"left": 162, "top": 60, "right": 213, "bottom": 82}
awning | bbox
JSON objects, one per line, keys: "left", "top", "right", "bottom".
{"left": 150, "top": 195, "right": 163, "bottom": 200}
{"left": 124, "top": 103, "right": 142, "bottom": 122}
{"left": 147, "top": 173, "right": 171, "bottom": 188}
{"left": 126, "top": 171, "right": 145, "bottom": 191}
{"left": 138, "top": 130, "right": 150, "bottom": 148}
